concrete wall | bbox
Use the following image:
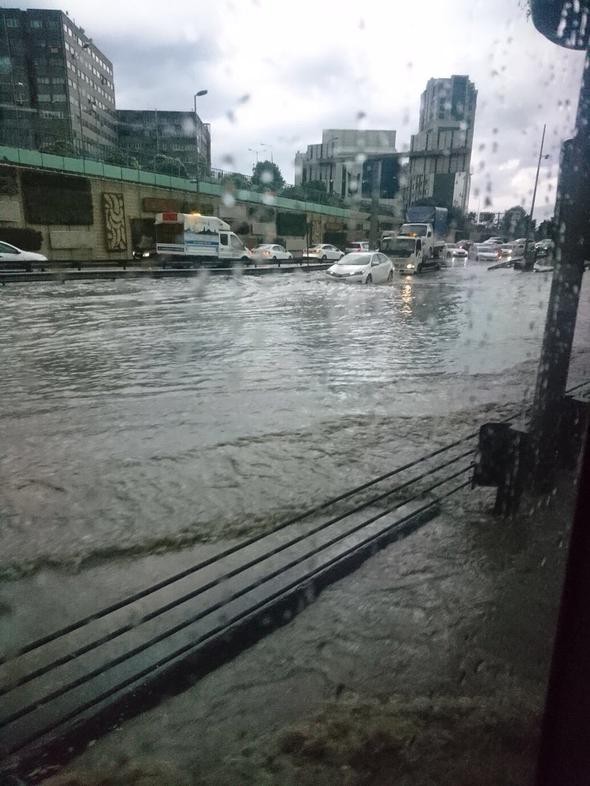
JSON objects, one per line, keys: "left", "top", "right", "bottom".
{"left": 0, "top": 163, "right": 359, "bottom": 260}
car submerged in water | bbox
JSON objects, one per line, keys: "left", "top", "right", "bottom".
{"left": 326, "top": 251, "right": 393, "bottom": 283}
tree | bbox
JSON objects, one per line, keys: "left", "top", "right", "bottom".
{"left": 221, "top": 172, "right": 251, "bottom": 191}
{"left": 251, "top": 160, "right": 285, "bottom": 191}
{"left": 502, "top": 205, "right": 529, "bottom": 238}
{"left": 39, "top": 139, "right": 76, "bottom": 156}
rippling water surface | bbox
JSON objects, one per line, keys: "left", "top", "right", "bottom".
{"left": 1, "top": 267, "right": 588, "bottom": 574}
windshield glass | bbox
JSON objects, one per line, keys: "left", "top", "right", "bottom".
{"left": 2, "top": 2, "right": 590, "bottom": 785}
{"left": 338, "top": 253, "right": 371, "bottom": 265}
{"left": 381, "top": 238, "right": 416, "bottom": 257}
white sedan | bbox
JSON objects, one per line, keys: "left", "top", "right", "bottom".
{"left": 326, "top": 251, "right": 393, "bottom": 284}
{"left": 0, "top": 241, "right": 47, "bottom": 269}
{"left": 251, "top": 244, "right": 293, "bottom": 261}
{"left": 304, "top": 244, "right": 343, "bottom": 261}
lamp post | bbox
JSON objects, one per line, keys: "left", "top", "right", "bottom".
{"left": 248, "top": 146, "right": 261, "bottom": 166}
{"left": 193, "top": 89, "right": 208, "bottom": 190}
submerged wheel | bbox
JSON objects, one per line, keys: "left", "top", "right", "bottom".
{"left": 365, "top": 274, "right": 373, "bottom": 285}
{"left": 387, "top": 269, "right": 393, "bottom": 282}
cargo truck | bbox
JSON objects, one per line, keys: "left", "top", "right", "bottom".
{"left": 154, "top": 213, "right": 252, "bottom": 265}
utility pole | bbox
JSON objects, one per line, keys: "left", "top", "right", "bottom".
{"left": 529, "top": 55, "right": 590, "bottom": 487}
{"left": 523, "top": 123, "right": 548, "bottom": 264}
{"left": 193, "top": 89, "right": 208, "bottom": 190}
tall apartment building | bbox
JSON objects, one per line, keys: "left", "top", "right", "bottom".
{"left": 0, "top": 8, "right": 116, "bottom": 158}
{"left": 404, "top": 75, "right": 477, "bottom": 212}
{"left": 295, "top": 129, "right": 399, "bottom": 203}
{"left": 116, "top": 109, "right": 211, "bottom": 178}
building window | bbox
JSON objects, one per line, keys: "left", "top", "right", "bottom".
{"left": 5, "top": 17, "right": 20, "bottom": 28}
{"left": 37, "top": 94, "right": 51, "bottom": 102}
{"left": 30, "top": 20, "right": 43, "bottom": 29}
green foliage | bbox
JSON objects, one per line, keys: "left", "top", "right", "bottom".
{"left": 251, "top": 160, "right": 285, "bottom": 191}
{"left": 276, "top": 211, "right": 307, "bottom": 237}
{"left": 22, "top": 170, "right": 93, "bottom": 225}
{"left": 502, "top": 205, "right": 529, "bottom": 238}
{"left": 0, "top": 165, "right": 18, "bottom": 195}
{"left": 280, "top": 182, "right": 345, "bottom": 208}
{"left": 222, "top": 172, "right": 251, "bottom": 190}
{"left": 39, "top": 139, "right": 76, "bottom": 156}
{"left": 0, "top": 227, "right": 43, "bottom": 251}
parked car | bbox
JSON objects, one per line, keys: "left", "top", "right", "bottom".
{"left": 251, "top": 244, "right": 293, "bottom": 261}
{"left": 345, "top": 241, "right": 370, "bottom": 254}
{"left": 0, "top": 241, "right": 48, "bottom": 270}
{"left": 303, "top": 244, "right": 344, "bottom": 261}
{"left": 326, "top": 251, "right": 393, "bottom": 284}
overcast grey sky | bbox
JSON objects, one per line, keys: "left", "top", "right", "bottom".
{"left": 12, "top": 0, "right": 586, "bottom": 216}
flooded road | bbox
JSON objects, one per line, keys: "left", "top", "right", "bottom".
{"left": 0, "top": 266, "right": 589, "bottom": 576}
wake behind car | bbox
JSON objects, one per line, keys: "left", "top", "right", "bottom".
{"left": 251, "top": 244, "right": 293, "bottom": 261}
{"left": 0, "top": 241, "right": 48, "bottom": 271}
{"left": 326, "top": 251, "right": 393, "bottom": 284}
{"left": 303, "top": 244, "right": 343, "bottom": 261}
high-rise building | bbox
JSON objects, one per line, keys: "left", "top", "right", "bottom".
{"left": 403, "top": 75, "right": 477, "bottom": 212}
{"left": 295, "top": 129, "right": 399, "bottom": 203}
{"left": 0, "top": 8, "right": 116, "bottom": 158}
{"left": 116, "top": 109, "right": 211, "bottom": 178}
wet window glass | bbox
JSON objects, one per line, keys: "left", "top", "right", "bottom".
{"left": 0, "top": 1, "right": 589, "bottom": 784}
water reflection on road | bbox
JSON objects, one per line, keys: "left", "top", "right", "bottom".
{"left": 0, "top": 266, "right": 588, "bottom": 574}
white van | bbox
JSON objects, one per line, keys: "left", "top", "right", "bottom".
{"left": 154, "top": 213, "right": 252, "bottom": 264}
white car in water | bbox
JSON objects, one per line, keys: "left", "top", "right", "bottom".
{"left": 0, "top": 241, "right": 48, "bottom": 269}
{"left": 304, "top": 243, "right": 344, "bottom": 261}
{"left": 326, "top": 251, "right": 393, "bottom": 284}
{"left": 251, "top": 244, "right": 293, "bottom": 261}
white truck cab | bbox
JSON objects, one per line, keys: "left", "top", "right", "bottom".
{"left": 155, "top": 213, "right": 252, "bottom": 264}
{"left": 381, "top": 235, "right": 440, "bottom": 275}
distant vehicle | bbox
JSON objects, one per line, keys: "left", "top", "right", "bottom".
{"left": 456, "top": 239, "right": 474, "bottom": 251}
{"left": 0, "top": 241, "right": 48, "bottom": 270}
{"left": 251, "top": 244, "right": 293, "bottom": 261}
{"left": 381, "top": 235, "right": 438, "bottom": 274}
{"left": 400, "top": 205, "right": 448, "bottom": 259}
{"left": 535, "top": 239, "right": 554, "bottom": 258}
{"left": 326, "top": 251, "right": 393, "bottom": 284}
{"left": 154, "top": 213, "right": 252, "bottom": 265}
{"left": 345, "top": 241, "right": 370, "bottom": 254}
{"left": 482, "top": 236, "right": 507, "bottom": 245}
{"left": 476, "top": 242, "right": 503, "bottom": 262}
{"left": 303, "top": 244, "right": 343, "bottom": 261}
{"left": 444, "top": 243, "right": 468, "bottom": 259}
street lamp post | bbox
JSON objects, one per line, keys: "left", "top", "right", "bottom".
{"left": 193, "top": 89, "right": 208, "bottom": 190}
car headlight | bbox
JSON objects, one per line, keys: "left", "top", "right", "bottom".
{"left": 349, "top": 270, "right": 362, "bottom": 275}
{"left": 406, "top": 263, "right": 415, "bottom": 269}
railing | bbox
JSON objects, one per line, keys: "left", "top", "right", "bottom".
{"left": 0, "top": 145, "right": 351, "bottom": 219}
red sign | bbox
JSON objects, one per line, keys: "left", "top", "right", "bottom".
{"left": 162, "top": 212, "right": 178, "bottom": 222}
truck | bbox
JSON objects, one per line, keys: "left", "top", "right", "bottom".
{"left": 154, "top": 213, "right": 252, "bottom": 266}
{"left": 399, "top": 205, "right": 449, "bottom": 259}
{"left": 380, "top": 234, "right": 439, "bottom": 275}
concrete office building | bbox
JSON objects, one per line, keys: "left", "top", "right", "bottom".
{"left": 116, "top": 109, "right": 211, "bottom": 178}
{"left": 403, "top": 75, "right": 477, "bottom": 212}
{"left": 0, "top": 7, "right": 116, "bottom": 158}
{"left": 295, "top": 129, "right": 399, "bottom": 203}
